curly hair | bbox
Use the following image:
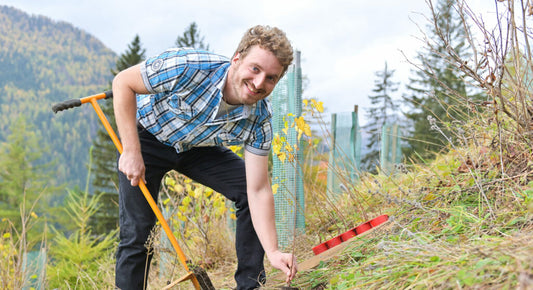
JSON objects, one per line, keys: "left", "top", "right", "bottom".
{"left": 234, "top": 25, "right": 294, "bottom": 76}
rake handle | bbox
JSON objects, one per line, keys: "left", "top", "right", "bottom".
{"left": 52, "top": 90, "right": 113, "bottom": 113}
{"left": 51, "top": 91, "right": 203, "bottom": 289}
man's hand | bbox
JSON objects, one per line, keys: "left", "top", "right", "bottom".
{"left": 113, "top": 63, "right": 150, "bottom": 187}
{"left": 266, "top": 250, "right": 298, "bottom": 284}
{"left": 118, "top": 150, "right": 146, "bottom": 187}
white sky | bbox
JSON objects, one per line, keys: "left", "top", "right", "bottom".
{"left": 2, "top": 0, "right": 496, "bottom": 125}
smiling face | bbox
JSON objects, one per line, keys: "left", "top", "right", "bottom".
{"left": 224, "top": 45, "right": 284, "bottom": 105}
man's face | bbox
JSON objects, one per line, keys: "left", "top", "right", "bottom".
{"left": 225, "top": 45, "right": 284, "bottom": 105}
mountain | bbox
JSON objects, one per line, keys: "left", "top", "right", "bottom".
{"left": 0, "top": 5, "right": 117, "bottom": 189}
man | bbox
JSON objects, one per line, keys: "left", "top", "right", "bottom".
{"left": 112, "top": 25, "right": 298, "bottom": 290}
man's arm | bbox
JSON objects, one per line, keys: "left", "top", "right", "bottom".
{"left": 244, "top": 150, "right": 297, "bottom": 283}
{"left": 112, "top": 63, "right": 150, "bottom": 186}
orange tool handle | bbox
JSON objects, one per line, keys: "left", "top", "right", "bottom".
{"left": 52, "top": 91, "right": 201, "bottom": 289}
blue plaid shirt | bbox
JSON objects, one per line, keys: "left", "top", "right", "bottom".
{"left": 137, "top": 48, "right": 272, "bottom": 156}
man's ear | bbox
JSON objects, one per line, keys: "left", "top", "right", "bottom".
{"left": 231, "top": 52, "right": 241, "bottom": 64}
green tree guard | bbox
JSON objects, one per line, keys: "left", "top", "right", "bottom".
{"left": 159, "top": 205, "right": 174, "bottom": 282}
{"left": 327, "top": 109, "right": 362, "bottom": 198}
{"left": 270, "top": 51, "right": 305, "bottom": 249}
{"left": 380, "top": 123, "right": 402, "bottom": 175}
{"left": 22, "top": 249, "right": 46, "bottom": 290}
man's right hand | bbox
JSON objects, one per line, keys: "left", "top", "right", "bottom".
{"left": 118, "top": 150, "right": 146, "bottom": 186}
{"left": 112, "top": 63, "right": 150, "bottom": 187}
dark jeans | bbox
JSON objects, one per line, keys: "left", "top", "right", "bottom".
{"left": 115, "top": 127, "right": 265, "bottom": 290}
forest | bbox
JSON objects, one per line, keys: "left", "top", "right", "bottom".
{"left": 0, "top": 5, "right": 117, "bottom": 190}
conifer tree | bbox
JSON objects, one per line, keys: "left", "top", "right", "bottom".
{"left": 403, "top": 0, "right": 474, "bottom": 161}
{"left": 48, "top": 187, "right": 116, "bottom": 288}
{"left": 90, "top": 35, "right": 145, "bottom": 234}
{"left": 361, "top": 62, "right": 400, "bottom": 173}
{"left": 175, "top": 22, "right": 210, "bottom": 51}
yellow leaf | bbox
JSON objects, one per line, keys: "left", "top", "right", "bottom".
{"left": 194, "top": 187, "right": 203, "bottom": 198}
{"left": 288, "top": 153, "right": 295, "bottom": 162}
{"left": 303, "top": 99, "right": 308, "bottom": 107}
{"left": 182, "top": 196, "right": 192, "bottom": 207}
{"left": 272, "top": 183, "right": 279, "bottom": 195}
{"left": 177, "top": 212, "right": 187, "bottom": 222}
{"left": 423, "top": 193, "right": 436, "bottom": 201}
{"left": 230, "top": 213, "right": 237, "bottom": 220}
{"left": 229, "top": 145, "right": 243, "bottom": 154}
{"left": 272, "top": 134, "right": 282, "bottom": 154}
{"left": 295, "top": 116, "right": 305, "bottom": 130}
{"left": 165, "top": 176, "right": 176, "bottom": 187}
{"left": 285, "top": 144, "right": 293, "bottom": 153}
{"left": 31, "top": 212, "right": 38, "bottom": 219}
{"left": 316, "top": 101, "right": 324, "bottom": 113}
{"left": 3, "top": 233, "right": 11, "bottom": 239}
{"left": 295, "top": 116, "right": 312, "bottom": 137}
{"left": 174, "top": 184, "right": 184, "bottom": 193}
{"left": 304, "top": 125, "right": 312, "bottom": 137}
{"left": 277, "top": 152, "right": 286, "bottom": 163}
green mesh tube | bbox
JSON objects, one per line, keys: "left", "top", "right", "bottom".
{"left": 270, "top": 51, "right": 305, "bottom": 249}
{"left": 326, "top": 111, "right": 361, "bottom": 198}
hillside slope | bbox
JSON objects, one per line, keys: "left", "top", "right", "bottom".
{"left": 0, "top": 5, "right": 117, "bottom": 189}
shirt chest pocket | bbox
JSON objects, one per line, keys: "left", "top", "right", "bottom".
{"left": 166, "top": 93, "right": 196, "bottom": 121}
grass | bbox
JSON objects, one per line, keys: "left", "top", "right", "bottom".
{"left": 7, "top": 140, "right": 529, "bottom": 289}
{"left": 278, "top": 136, "right": 533, "bottom": 289}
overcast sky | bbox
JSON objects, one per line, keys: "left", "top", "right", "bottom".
{"left": 2, "top": 0, "right": 495, "bottom": 124}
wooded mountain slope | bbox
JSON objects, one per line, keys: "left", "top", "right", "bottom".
{"left": 0, "top": 5, "right": 117, "bottom": 188}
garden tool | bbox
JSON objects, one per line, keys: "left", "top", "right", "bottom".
{"left": 52, "top": 91, "right": 214, "bottom": 290}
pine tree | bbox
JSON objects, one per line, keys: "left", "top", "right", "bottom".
{"left": 48, "top": 187, "right": 117, "bottom": 288}
{"left": 90, "top": 35, "right": 146, "bottom": 234}
{"left": 403, "top": 0, "right": 474, "bottom": 161}
{"left": 110, "top": 35, "right": 147, "bottom": 76}
{"left": 361, "top": 62, "right": 400, "bottom": 173}
{"left": 175, "top": 22, "right": 210, "bottom": 51}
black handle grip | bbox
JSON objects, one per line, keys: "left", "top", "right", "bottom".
{"left": 104, "top": 90, "right": 113, "bottom": 99}
{"left": 52, "top": 98, "right": 82, "bottom": 113}
{"left": 52, "top": 90, "right": 113, "bottom": 113}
